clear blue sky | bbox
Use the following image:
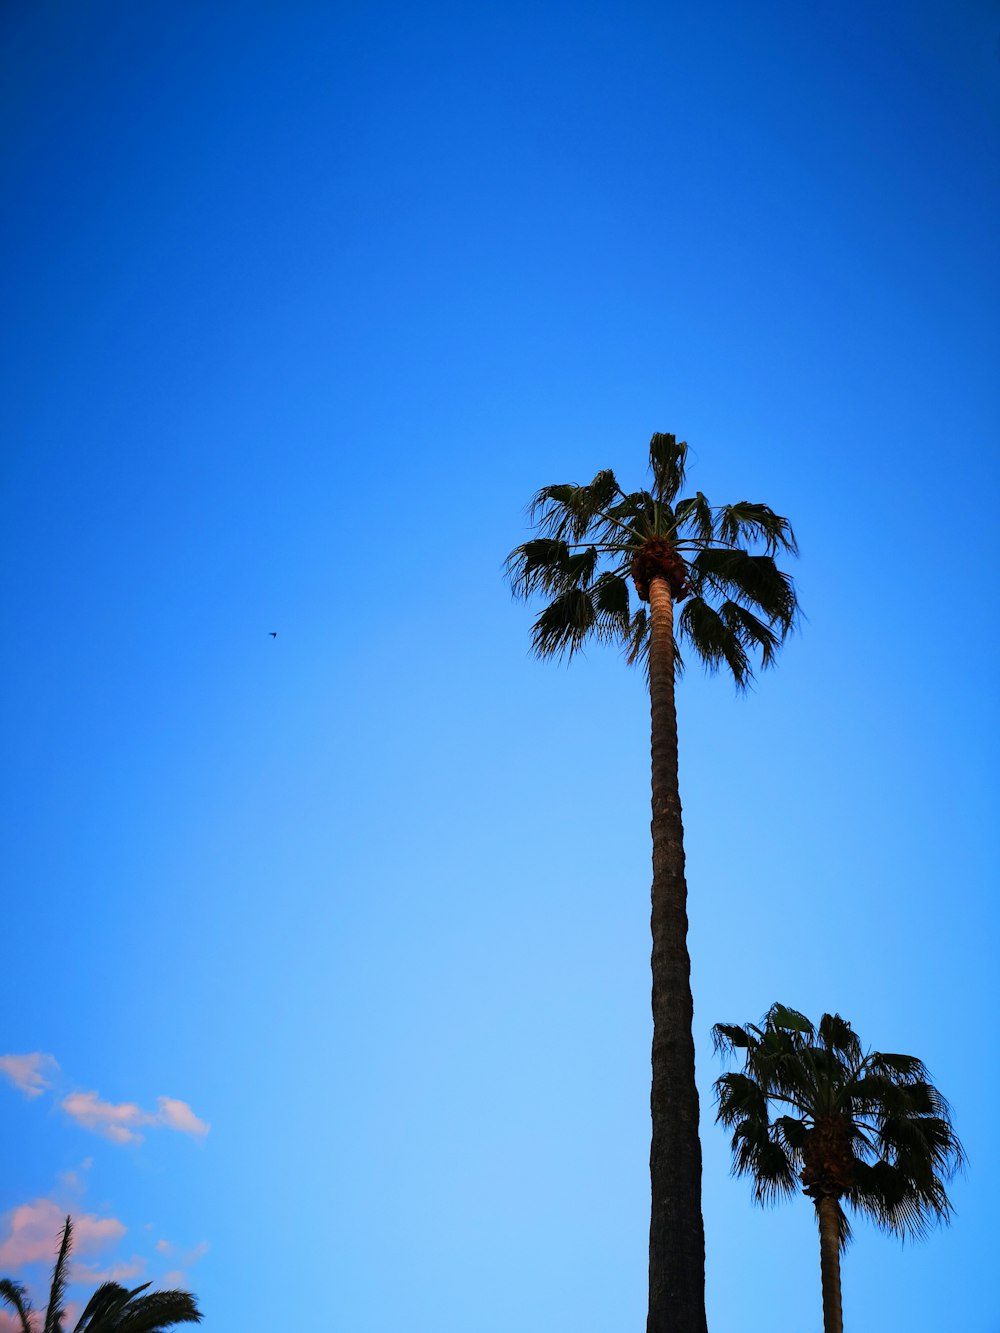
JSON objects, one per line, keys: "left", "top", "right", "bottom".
{"left": 1, "top": 2, "right": 997, "bottom": 1330}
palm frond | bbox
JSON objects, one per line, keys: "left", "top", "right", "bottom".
{"left": 590, "top": 571, "right": 632, "bottom": 642}
{"left": 505, "top": 539, "right": 602, "bottom": 599}
{"left": 714, "top": 1072, "right": 769, "bottom": 1126}
{"left": 774, "top": 1115, "right": 809, "bottom": 1154}
{"left": 110, "top": 1288, "right": 202, "bottom": 1331}
{"left": 1, "top": 1280, "right": 35, "bottom": 1333}
{"left": 676, "top": 597, "right": 751, "bottom": 687}
{"left": 673, "top": 491, "right": 714, "bottom": 543}
{"left": 716, "top": 501, "right": 798, "bottom": 555}
{"left": 608, "top": 489, "right": 656, "bottom": 540}
{"left": 43, "top": 1217, "right": 73, "bottom": 1333}
{"left": 623, "top": 606, "right": 649, "bottom": 671}
{"left": 528, "top": 470, "right": 624, "bottom": 543}
{"left": 818, "top": 1013, "right": 862, "bottom": 1061}
{"left": 712, "top": 1022, "right": 758, "bottom": 1056}
{"left": 689, "top": 548, "right": 798, "bottom": 636}
{"left": 849, "top": 1160, "right": 952, "bottom": 1240}
{"left": 73, "top": 1281, "right": 132, "bottom": 1333}
{"left": 866, "top": 1052, "right": 930, "bottom": 1082}
{"left": 529, "top": 587, "right": 597, "bottom": 660}
{"left": 719, "top": 601, "right": 782, "bottom": 669}
{"left": 648, "top": 432, "right": 688, "bottom": 503}
{"left": 726, "top": 1117, "right": 798, "bottom": 1204}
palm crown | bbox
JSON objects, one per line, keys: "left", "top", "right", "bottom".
{"left": 1, "top": 1217, "right": 202, "bottom": 1333}
{"left": 505, "top": 432, "right": 799, "bottom": 684}
{"left": 713, "top": 1004, "right": 964, "bottom": 1245}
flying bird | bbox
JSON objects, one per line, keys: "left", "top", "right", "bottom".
{"left": 269, "top": 632, "right": 277, "bottom": 638}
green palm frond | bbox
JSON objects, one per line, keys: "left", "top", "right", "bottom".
{"left": 591, "top": 571, "right": 632, "bottom": 641}
{"left": 866, "top": 1052, "right": 930, "bottom": 1081}
{"left": 529, "top": 470, "right": 625, "bottom": 543}
{"left": 43, "top": 1217, "right": 73, "bottom": 1333}
{"left": 648, "top": 432, "right": 688, "bottom": 503}
{"left": 673, "top": 491, "right": 714, "bottom": 543}
{"left": 716, "top": 501, "right": 798, "bottom": 555}
{"left": 719, "top": 601, "right": 781, "bottom": 669}
{"left": 529, "top": 587, "right": 597, "bottom": 659}
{"left": 1, "top": 1279, "right": 35, "bottom": 1333}
{"left": 715, "top": 1072, "right": 769, "bottom": 1126}
{"left": 689, "top": 549, "right": 797, "bottom": 636}
{"left": 73, "top": 1281, "right": 133, "bottom": 1333}
{"left": 818, "top": 1013, "right": 861, "bottom": 1060}
{"left": 712, "top": 1023, "right": 759, "bottom": 1055}
{"left": 765, "top": 1005, "right": 814, "bottom": 1037}
{"left": 624, "top": 606, "right": 649, "bottom": 670}
{"left": 104, "top": 1288, "right": 202, "bottom": 1331}
{"left": 677, "top": 598, "right": 751, "bottom": 686}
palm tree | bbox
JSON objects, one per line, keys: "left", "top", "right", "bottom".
{"left": 713, "top": 1004, "right": 964, "bottom": 1333}
{"left": 506, "top": 433, "right": 799, "bottom": 1333}
{"left": 1, "top": 1217, "right": 202, "bottom": 1333}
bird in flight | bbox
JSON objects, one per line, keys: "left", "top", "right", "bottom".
{"left": 269, "top": 632, "right": 278, "bottom": 639}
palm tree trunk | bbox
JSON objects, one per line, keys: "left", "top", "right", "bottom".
{"left": 816, "top": 1198, "right": 844, "bottom": 1333}
{"left": 646, "top": 575, "right": 707, "bottom": 1333}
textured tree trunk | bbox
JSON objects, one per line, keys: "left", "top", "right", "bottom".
{"left": 816, "top": 1198, "right": 844, "bottom": 1333}
{"left": 646, "top": 575, "right": 708, "bottom": 1333}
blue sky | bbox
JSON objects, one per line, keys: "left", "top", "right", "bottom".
{"left": 1, "top": 2, "right": 997, "bottom": 1330}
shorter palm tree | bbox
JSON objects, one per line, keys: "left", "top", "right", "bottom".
{"left": 713, "top": 1004, "right": 963, "bottom": 1333}
{"left": 1, "top": 1217, "right": 202, "bottom": 1333}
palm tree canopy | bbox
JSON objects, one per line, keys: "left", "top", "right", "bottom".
{"left": 713, "top": 1004, "right": 964, "bottom": 1246}
{"left": 1, "top": 1219, "right": 202, "bottom": 1333}
{"left": 505, "top": 432, "right": 799, "bottom": 685}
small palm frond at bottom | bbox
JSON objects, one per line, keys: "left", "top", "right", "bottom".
{"left": 1, "top": 1279, "right": 35, "bottom": 1333}
{"left": 43, "top": 1217, "right": 73, "bottom": 1333}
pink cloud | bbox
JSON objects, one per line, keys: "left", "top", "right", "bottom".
{"left": 154, "top": 1098, "right": 209, "bottom": 1139}
{"left": 0, "top": 1054, "right": 58, "bottom": 1099}
{"left": 0, "top": 1200, "right": 124, "bottom": 1270}
{"left": 60, "top": 1092, "right": 145, "bottom": 1144}
{"left": 60, "top": 1092, "right": 209, "bottom": 1144}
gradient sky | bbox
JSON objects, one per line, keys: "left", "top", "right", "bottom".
{"left": 1, "top": 3, "right": 997, "bottom": 1330}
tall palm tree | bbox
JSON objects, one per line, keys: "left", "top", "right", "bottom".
{"left": 713, "top": 1004, "right": 964, "bottom": 1333}
{"left": 1, "top": 1217, "right": 202, "bottom": 1333}
{"left": 506, "top": 433, "right": 799, "bottom": 1333}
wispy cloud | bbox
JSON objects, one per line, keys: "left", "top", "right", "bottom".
{"left": 73, "top": 1258, "right": 145, "bottom": 1284}
{"left": 1, "top": 1053, "right": 209, "bottom": 1148}
{"left": 60, "top": 1092, "right": 209, "bottom": 1144}
{"left": 0, "top": 1054, "right": 58, "bottom": 1099}
{"left": 0, "top": 1200, "right": 124, "bottom": 1269}
{"left": 154, "top": 1239, "right": 209, "bottom": 1291}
